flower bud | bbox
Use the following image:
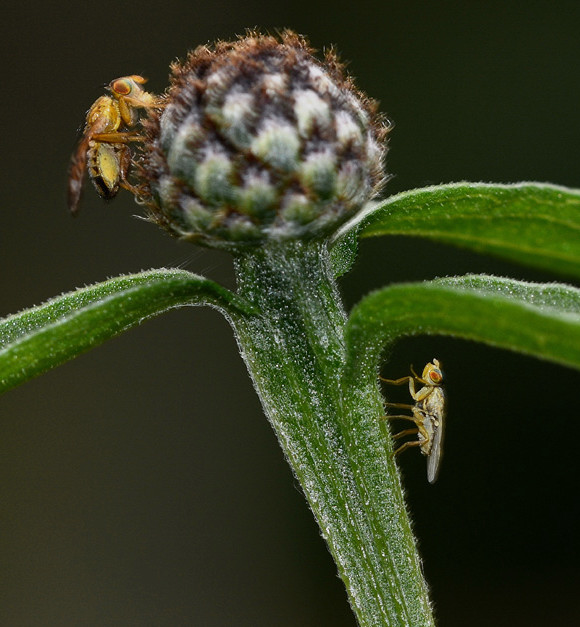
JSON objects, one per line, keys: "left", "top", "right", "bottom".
{"left": 141, "top": 31, "right": 388, "bottom": 249}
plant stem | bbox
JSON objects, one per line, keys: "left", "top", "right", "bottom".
{"left": 231, "top": 240, "right": 434, "bottom": 626}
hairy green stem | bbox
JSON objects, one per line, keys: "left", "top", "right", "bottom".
{"left": 231, "top": 241, "right": 433, "bottom": 626}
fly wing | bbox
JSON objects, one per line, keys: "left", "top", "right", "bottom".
{"left": 426, "top": 390, "right": 445, "bottom": 484}
{"left": 67, "top": 134, "right": 91, "bottom": 215}
{"left": 67, "top": 108, "right": 111, "bottom": 215}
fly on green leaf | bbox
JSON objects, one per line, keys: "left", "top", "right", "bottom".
{"left": 380, "top": 359, "right": 445, "bottom": 483}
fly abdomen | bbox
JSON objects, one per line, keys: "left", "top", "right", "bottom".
{"left": 88, "top": 142, "right": 123, "bottom": 198}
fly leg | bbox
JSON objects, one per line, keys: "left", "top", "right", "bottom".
{"left": 382, "top": 412, "right": 431, "bottom": 447}
{"left": 379, "top": 375, "right": 413, "bottom": 387}
{"left": 392, "top": 428, "right": 419, "bottom": 441}
{"left": 91, "top": 131, "right": 144, "bottom": 144}
{"left": 393, "top": 440, "right": 422, "bottom": 456}
{"left": 380, "top": 373, "right": 421, "bottom": 401}
{"left": 384, "top": 402, "right": 415, "bottom": 411}
{"left": 116, "top": 146, "right": 145, "bottom": 198}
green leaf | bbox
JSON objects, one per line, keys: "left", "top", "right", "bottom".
{"left": 354, "top": 183, "right": 580, "bottom": 278}
{"left": 329, "top": 226, "right": 359, "bottom": 277}
{"left": 0, "top": 269, "right": 250, "bottom": 395}
{"left": 344, "top": 275, "right": 580, "bottom": 384}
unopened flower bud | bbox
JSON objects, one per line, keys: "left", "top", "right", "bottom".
{"left": 141, "top": 31, "right": 388, "bottom": 249}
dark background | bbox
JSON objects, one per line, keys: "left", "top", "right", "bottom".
{"left": 1, "top": 1, "right": 579, "bottom": 625}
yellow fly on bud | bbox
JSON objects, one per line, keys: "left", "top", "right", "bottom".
{"left": 380, "top": 359, "right": 445, "bottom": 484}
{"left": 67, "top": 75, "right": 160, "bottom": 215}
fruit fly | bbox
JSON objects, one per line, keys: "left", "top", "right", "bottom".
{"left": 67, "top": 75, "right": 159, "bottom": 215}
{"left": 380, "top": 358, "right": 445, "bottom": 484}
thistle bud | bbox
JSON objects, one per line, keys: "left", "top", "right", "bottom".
{"left": 141, "top": 31, "right": 388, "bottom": 249}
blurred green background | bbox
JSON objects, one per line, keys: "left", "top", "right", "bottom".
{"left": 1, "top": 0, "right": 579, "bottom": 624}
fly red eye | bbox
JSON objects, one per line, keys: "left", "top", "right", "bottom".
{"left": 110, "top": 79, "right": 132, "bottom": 95}
{"left": 430, "top": 370, "right": 442, "bottom": 383}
